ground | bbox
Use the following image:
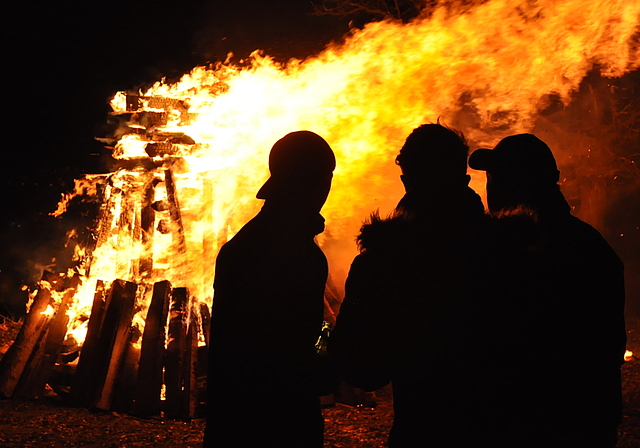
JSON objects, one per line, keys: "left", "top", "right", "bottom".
{"left": 0, "top": 317, "right": 639, "bottom": 447}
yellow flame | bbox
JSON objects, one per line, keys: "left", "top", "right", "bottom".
{"left": 625, "top": 350, "right": 634, "bottom": 362}
{"left": 55, "top": 0, "right": 639, "bottom": 343}
{"left": 41, "top": 304, "right": 55, "bottom": 318}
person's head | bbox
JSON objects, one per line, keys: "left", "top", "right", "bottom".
{"left": 469, "top": 133, "right": 560, "bottom": 212}
{"left": 257, "top": 131, "right": 336, "bottom": 212}
{"left": 395, "top": 123, "right": 470, "bottom": 192}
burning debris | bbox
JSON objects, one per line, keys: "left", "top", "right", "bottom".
{"left": 0, "top": 93, "right": 217, "bottom": 417}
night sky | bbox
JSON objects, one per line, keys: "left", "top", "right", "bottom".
{"left": 5, "top": 1, "right": 352, "bottom": 212}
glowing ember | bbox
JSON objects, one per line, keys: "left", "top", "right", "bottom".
{"left": 625, "top": 350, "right": 634, "bottom": 362}
{"left": 51, "top": 0, "right": 639, "bottom": 343}
{"left": 41, "top": 305, "right": 55, "bottom": 318}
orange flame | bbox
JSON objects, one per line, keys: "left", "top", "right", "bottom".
{"left": 55, "top": 0, "right": 639, "bottom": 341}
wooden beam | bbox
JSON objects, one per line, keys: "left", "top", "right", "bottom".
{"left": 133, "top": 280, "right": 171, "bottom": 417}
{"left": 164, "top": 287, "right": 187, "bottom": 419}
{"left": 70, "top": 280, "right": 108, "bottom": 407}
{"left": 111, "top": 329, "right": 142, "bottom": 413}
{"left": 93, "top": 280, "right": 138, "bottom": 411}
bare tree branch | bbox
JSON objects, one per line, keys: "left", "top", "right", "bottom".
{"left": 312, "top": 0, "right": 433, "bottom": 22}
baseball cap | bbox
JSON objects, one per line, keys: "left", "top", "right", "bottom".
{"left": 256, "top": 131, "right": 336, "bottom": 199}
{"left": 469, "top": 134, "right": 559, "bottom": 186}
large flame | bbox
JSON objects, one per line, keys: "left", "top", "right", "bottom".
{"left": 57, "top": 0, "right": 638, "bottom": 340}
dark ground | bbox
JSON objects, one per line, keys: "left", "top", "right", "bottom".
{"left": 0, "top": 316, "right": 639, "bottom": 448}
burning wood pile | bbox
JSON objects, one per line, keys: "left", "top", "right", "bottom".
{"left": 0, "top": 278, "right": 208, "bottom": 419}
{"left": 0, "top": 94, "right": 216, "bottom": 419}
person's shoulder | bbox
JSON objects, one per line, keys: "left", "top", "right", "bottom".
{"left": 474, "top": 206, "right": 540, "bottom": 251}
{"left": 565, "top": 215, "right": 605, "bottom": 237}
{"left": 563, "top": 215, "right": 622, "bottom": 261}
{"left": 356, "top": 209, "right": 412, "bottom": 253}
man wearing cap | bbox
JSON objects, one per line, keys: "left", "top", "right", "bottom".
{"left": 470, "top": 134, "right": 626, "bottom": 448}
{"left": 204, "top": 131, "right": 335, "bottom": 448}
{"left": 331, "top": 123, "right": 493, "bottom": 447}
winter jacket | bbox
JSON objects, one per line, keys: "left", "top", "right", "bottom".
{"left": 204, "top": 206, "right": 327, "bottom": 448}
{"left": 331, "top": 185, "right": 503, "bottom": 447}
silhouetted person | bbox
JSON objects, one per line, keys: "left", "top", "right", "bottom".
{"left": 203, "top": 131, "right": 335, "bottom": 448}
{"left": 331, "top": 124, "right": 491, "bottom": 447}
{"left": 470, "top": 134, "right": 626, "bottom": 448}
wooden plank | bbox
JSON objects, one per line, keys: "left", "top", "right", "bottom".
{"left": 164, "top": 287, "right": 187, "bottom": 419}
{"left": 0, "top": 277, "right": 54, "bottom": 398}
{"left": 70, "top": 280, "right": 108, "bottom": 407}
{"left": 182, "top": 306, "right": 199, "bottom": 420}
{"left": 111, "top": 330, "right": 142, "bottom": 413}
{"left": 93, "top": 280, "right": 138, "bottom": 411}
{"left": 133, "top": 280, "right": 171, "bottom": 417}
{"left": 11, "top": 320, "right": 52, "bottom": 399}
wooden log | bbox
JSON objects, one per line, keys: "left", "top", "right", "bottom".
{"left": 15, "top": 278, "right": 80, "bottom": 399}
{"left": 133, "top": 280, "right": 171, "bottom": 417}
{"left": 70, "top": 280, "right": 108, "bottom": 407}
{"left": 164, "top": 287, "right": 187, "bottom": 419}
{"left": 125, "top": 93, "right": 141, "bottom": 112}
{"left": 145, "top": 96, "right": 190, "bottom": 118}
{"left": 182, "top": 306, "right": 199, "bottom": 420}
{"left": 0, "top": 277, "right": 54, "bottom": 398}
{"left": 145, "top": 142, "right": 196, "bottom": 158}
{"left": 93, "top": 280, "right": 138, "bottom": 411}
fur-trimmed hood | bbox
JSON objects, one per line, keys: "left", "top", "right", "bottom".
{"left": 356, "top": 198, "right": 540, "bottom": 256}
{"left": 356, "top": 186, "right": 487, "bottom": 253}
